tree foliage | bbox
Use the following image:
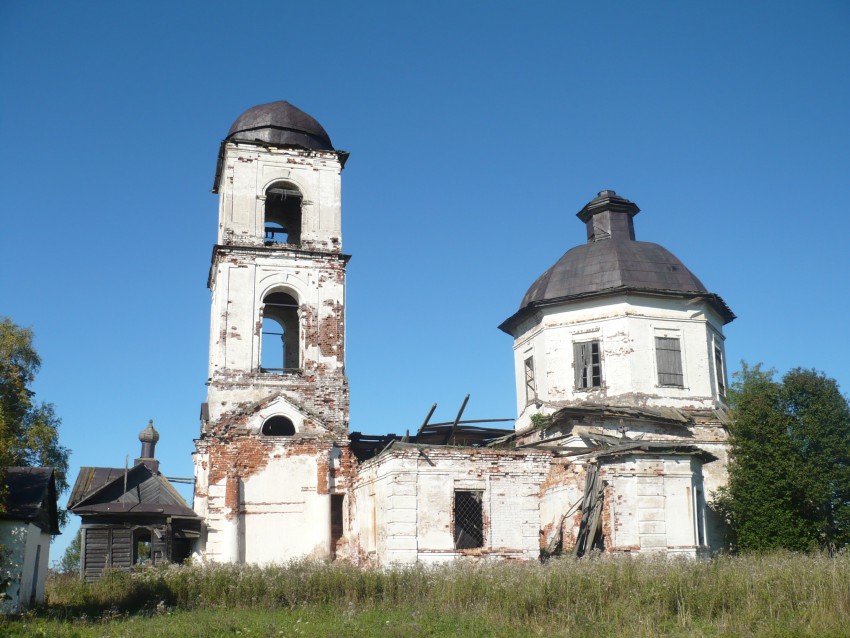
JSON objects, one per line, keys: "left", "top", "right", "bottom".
{"left": 57, "top": 528, "right": 81, "bottom": 574}
{"left": 715, "top": 363, "right": 850, "bottom": 552}
{"left": 0, "top": 317, "right": 70, "bottom": 526}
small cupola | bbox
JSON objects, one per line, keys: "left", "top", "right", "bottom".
{"left": 577, "top": 190, "right": 640, "bottom": 243}
{"left": 136, "top": 419, "right": 160, "bottom": 472}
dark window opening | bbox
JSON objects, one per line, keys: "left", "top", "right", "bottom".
{"left": 524, "top": 356, "right": 537, "bottom": 404}
{"left": 172, "top": 539, "right": 191, "bottom": 565}
{"left": 330, "top": 494, "right": 344, "bottom": 560}
{"left": 695, "top": 488, "right": 706, "bottom": 546}
{"left": 714, "top": 345, "right": 726, "bottom": 398}
{"left": 656, "top": 337, "right": 684, "bottom": 387}
{"left": 261, "top": 291, "right": 299, "bottom": 372}
{"left": 133, "top": 529, "right": 151, "bottom": 565}
{"left": 453, "top": 490, "right": 484, "bottom": 549}
{"left": 574, "top": 340, "right": 602, "bottom": 389}
{"left": 262, "top": 415, "right": 296, "bottom": 436}
{"left": 265, "top": 186, "right": 302, "bottom": 246}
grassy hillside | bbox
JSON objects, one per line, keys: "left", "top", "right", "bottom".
{"left": 3, "top": 552, "right": 849, "bottom": 636}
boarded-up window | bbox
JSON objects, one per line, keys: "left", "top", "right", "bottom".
{"left": 453, "top": 490, "right": 484, "bottom": 549}
{"left": 574, "top": 340, "right": 602, "bottom": 389}
{"left": 656, "top": 337, "right": 684, "bottom": 387}
{"left": 714, "top": 346, "right": 726, "bottom": 397}
{"left": 524, "top": 357, "right": 536, "bottom": 404}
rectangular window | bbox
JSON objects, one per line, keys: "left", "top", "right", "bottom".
{"left": 574, "top": 340, "right": 602, "bottom": 390}
{"left": 453, "top": 490, "right": 484, "bottom": 549}
{"left": 524, "top": 356, "right": 537, "bottom": 404}
{"left": 655, "top": 337, "right": 684, "bottom": 387}
{"left": 714, "top": 345, "right": 726, "bottom": 398}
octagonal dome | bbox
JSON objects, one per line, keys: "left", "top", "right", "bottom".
{"left": 226, "top": 100, "right": 334, "bottom": 150}
{"left": 500, "top": 191, "right": 734, "bottom": 333}
{"left": 520, "top": 236, "right": 708, "bottom": 307}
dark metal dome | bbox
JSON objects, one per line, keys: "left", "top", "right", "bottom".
{"left": 499, "top": 191, "right": 734, "bottom": 333}
{"left": 520, "top": 239, "right": 708, "bottom": 307}
{"left": 226, "top": 101, "right": 333, "bottom": 150}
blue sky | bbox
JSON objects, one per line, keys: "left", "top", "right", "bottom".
{"left": 2, "top": 1, "right": 849, "bottom": 560}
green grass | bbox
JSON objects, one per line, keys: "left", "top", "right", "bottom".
{"left": 3, "top": 553, "right": 850, "bottom": 637}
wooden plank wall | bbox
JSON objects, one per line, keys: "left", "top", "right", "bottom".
{"left": 82, "top": 528, "right": 108, "bottom": 581}
{"left": 81, "top": 526, "right": 134, "bottom": 581}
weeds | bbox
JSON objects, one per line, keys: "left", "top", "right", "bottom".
{"left": 9, "top": 552, "right": 850, "bottom": 636}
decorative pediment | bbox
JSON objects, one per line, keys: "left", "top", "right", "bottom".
{"left": 247, "top": 393, "right": 337, "bottom": 437}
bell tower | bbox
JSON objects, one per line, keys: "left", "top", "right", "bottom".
{"left": 193, "top": 101, "right": 351, "bottom": 563}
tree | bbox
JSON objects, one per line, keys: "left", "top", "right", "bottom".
{"left": 57, "top": 528, "right": 81, "bottom": 574}
{"left": 0, "top": 317, "right": 70, "bottom": 525}
{"left": 715, "top": 363, "right": 850, "bottom": 552}
{"left": 782, "top": 368, "right": 850, "bottom": 550}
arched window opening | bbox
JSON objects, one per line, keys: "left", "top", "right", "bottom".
{"left": 262, "top": 415, "right": 296, "bottom": 436}
{"left": 265, "top": 185, "right": 302, "bottom": 246}
{"left": 261, "top": 291, "right": 300, "bottom": 372}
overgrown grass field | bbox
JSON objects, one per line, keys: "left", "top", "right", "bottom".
{"left": 3, "top": 553, "right": 850, "bottom": 637}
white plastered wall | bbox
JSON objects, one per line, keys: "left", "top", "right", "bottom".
{"left": 217, "top": 143, "right": 342, "bottom": 249}
{"left": 601, "top": 455, "right": 707, "bottom": 556}
{"left": 350, "top": 448, "right": 551, "bottom": 566}
{"left": 0, "top": 522, "right": 50, "bottom": 613}
{"left": 512, "top": 294, "right": 728, "bottom": 430}
{"left": 208, "top": 252, "right": 346, "bottom": 388}
{"left": 240, "top": 454, "right": 331, "bottom": 564}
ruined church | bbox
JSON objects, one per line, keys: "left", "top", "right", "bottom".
{"left": 186, "top": 100, "right": 734, "bottom": 565}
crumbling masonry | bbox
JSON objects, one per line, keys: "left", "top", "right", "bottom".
{"left": 192, "top": 102, "right": 734, "bottom": 565}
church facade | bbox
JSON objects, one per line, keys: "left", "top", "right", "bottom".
{"left": 192, "top": 102, "right": 734, "bottom": 565}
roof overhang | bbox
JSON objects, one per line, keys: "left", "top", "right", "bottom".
{"left": 591, "top": 441, "right": 717, "bottom": 463}
{"left": 498, "top": 286, "right": 735, "bottom": 335}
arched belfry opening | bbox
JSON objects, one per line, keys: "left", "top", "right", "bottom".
{"left": 261, "top": 291, "right": 300, "bottom": 372}
{"left": 264, "top": 183, "right": 302, "bottom": 246}
{"left": 261, "top": 415, "right": 296, "bottom": 436}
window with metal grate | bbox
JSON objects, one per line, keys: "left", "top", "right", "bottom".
{"left": 453, "top": 490, "right": 484, "bottom": 549}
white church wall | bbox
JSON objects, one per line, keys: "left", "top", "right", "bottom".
{"left": 599, "top": 455, "right": 707, "bottom": 556}
{"left": 240, "top": 455, "right": 331, "bottom": 563}
{"left": 217, "top": 143, "right": 343, "bottom": 250}
{"left": 513, "top": 294, "right": 728, "bottom": 430}
{"left": 194, "top": 436, "right": 341, "bottom": 564}
{"left": 351, "top": 447, "right": 552, "bottom": 566}
{"left": 207, "top": 252, "right": 346, "bottom": 400}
